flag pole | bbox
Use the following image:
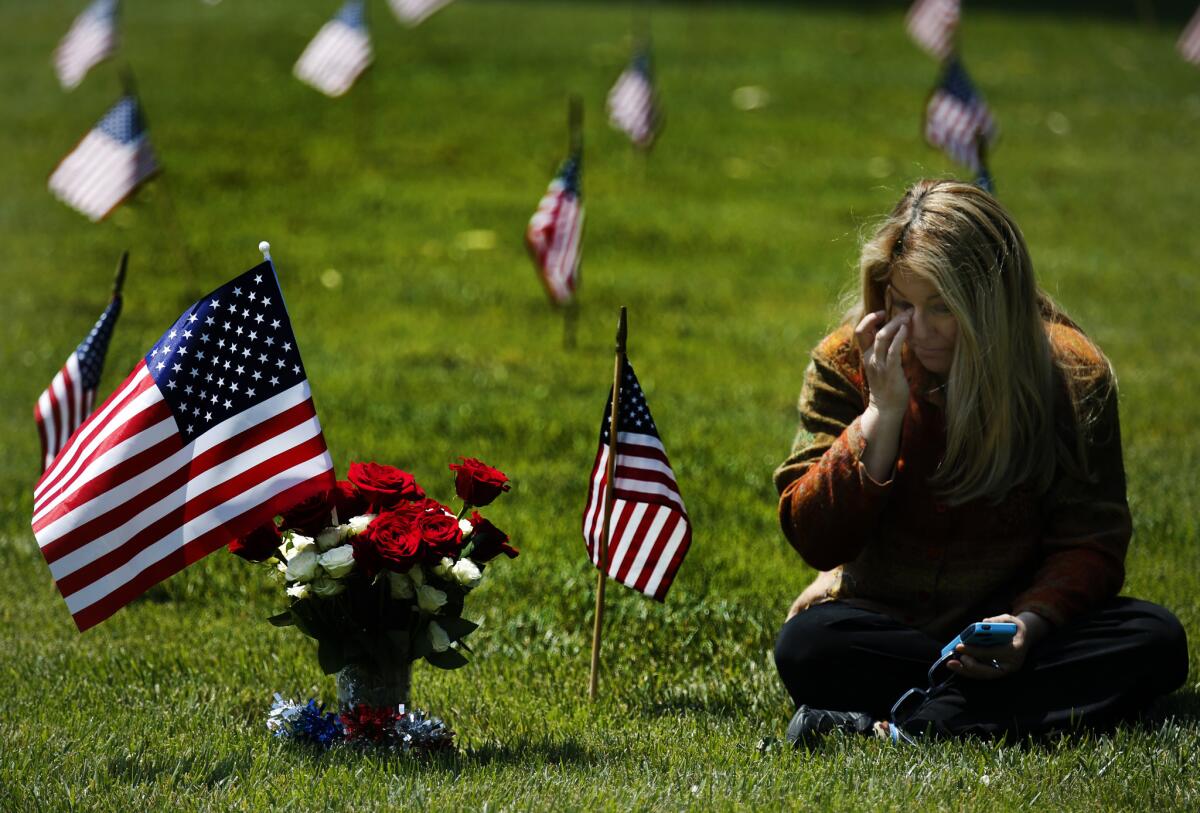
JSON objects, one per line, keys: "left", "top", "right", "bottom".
{"left": 589, "top": 306, "right": 627, "bottom": 701}
{"left": 112, "top": 250, "right": 128, "bottom": 300}
{"left": 564, "top": 95, "right": 584, "bottom": 351}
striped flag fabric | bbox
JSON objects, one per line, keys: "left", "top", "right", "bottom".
{"left": 1179, "top": 7, "right": 1200, "bottom": 66}
{"left": 526, "top": 151, "right": 584, "bottom": 306}
{"left": 294, "top": 0, "right": 373, "bottom": 98}
{"left": 606, "top": 46, "right": 662, "bottom": 149}
{"left": 906, "top": 0, "right": 959, "bottom": 60}
{"left": 35, "top": 295, "right": 123, "bottom": 473}
{"left": 388, "top": 0, "right": 455, "bottom": 27}
{"left": 48, "top": 95, "right": 159, "bottom": 222}
{"left": 925, "top": 57, "right": 997, "bottom": 173}
{"left": 31, "top": 260, "right": 335, "bottom": 631}
{"left": 54, "top": 0, "right": 119, "bottom": 90}
{"left": 582, "top": 358, "right": 691, "bottom": 602}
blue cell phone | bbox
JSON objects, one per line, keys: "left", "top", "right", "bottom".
{"left": 940, "top": 621, "right": 1018, "bottom": 658}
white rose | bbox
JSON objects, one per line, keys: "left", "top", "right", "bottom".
{"left": 282, "top": 533, "right": 315, "bottom": 560}
{"left": 408, "top": 564, "right": 425, "bottom": 587}
{"left": 284, "top": 548, "right": 320, "bottom": 583}
{"left": 318, "top": 545, "right": 356, "bottom": 579}
{"left": 428, "top": 621, "right": 451, "bottom": 652}
{"left": 310, "top": 577, "right": 346, "bottom": 598}
{"left": 388, "top": 571, "right": 414, "bottom": 600}
{"left": 416, "top": 584, "right": 447, "bottom": 613}
{"left": 432, "top": 557, "right": 455, "bottom": 579}
{"left": 316, "top": 526, "right": 344, "bottom": 551}
{"left": 347, "top": 514, "right": 375, "bottom": 535}
{"left": 458, "top": 518, "right": 474, "bottom": 536}
{"left": 286, "top": 582, "right": 310, "bottom": 600}
{"left": 451, "top": 558, "right": 482, "bottom": 590}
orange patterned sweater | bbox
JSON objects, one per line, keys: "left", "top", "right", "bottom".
{"left": 774, "top": 321, "right": 1130, "bottom": 638}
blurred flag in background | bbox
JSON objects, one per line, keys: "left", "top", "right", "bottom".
{"left": 294, "top": 0, "right": 373, "bottom": 98}
{"left": 388, "top": 0, "right": 455, "bottom": 27}
{"left": 607, "top": 44, "right": 663, "bottom": 150}
{"left": 925, "top": 57, "right": 996, "bottom": 174}
{"left": 54, "top": 0, "right": 119, "bottom": 90}
{"left": 526, "top": 151, "right": 584, "bottom": 306}
{"left": 48, "top": 95, "right": 159, "bottom": 222}
{"left": 906, "top": 0, "right": 959, "bottom": 60}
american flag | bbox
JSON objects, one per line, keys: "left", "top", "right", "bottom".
{"left": 53, "top": 0, "right": 119, "bottom": 91}
{"left": 48, "top": 95, "right": 159, "bottom": 222}
{"left": 388, "top": 0, "right": 455, "bottom": 27}
{"left": 606, "top": 46, "right": 662, "bottom": 149}
{"left": 526, "top": 151, "right": 584, "bottom": 306}
{"left": 31, "top": 261, "right": 335, "bottom": 631}
{"left": 906, "top": 0, "right": 959, "bottom": 60}
{"left": 582, "top": 359, "right": 691, "bottom": 602}
{"left": 294, "top": 0, "right": 373, "bottom": 98}
{"left": 35, "top": 294, "right": 123, "bottom": 474}
{"left": 925, "top": 58, "right": 997, "bottom": 173}
{"left": 1179, "top": 7, "right": 1200, "bottom": 66}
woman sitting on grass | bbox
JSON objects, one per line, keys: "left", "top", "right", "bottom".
{"left": 773, "top": 179, "right": 1187, "bottom": 745}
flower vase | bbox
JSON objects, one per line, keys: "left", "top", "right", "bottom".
{"left": 335, "top": 660, "right": 411, "bottom": 711}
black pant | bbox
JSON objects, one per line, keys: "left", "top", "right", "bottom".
{"left": 774, "top": 598, "right": 1189, "bottom": 738}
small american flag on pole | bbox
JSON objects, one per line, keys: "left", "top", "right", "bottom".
{"left": 31, "top": 258, "right": 335, "bottom": 631}
{"left": 925, "top": 57, "right": 996, "bottom": 173}
{"left": 294, "top": 0, "right": 373, "bottom": 98}
{"left": 606, "top": 46, "right": 662, "bottom": 149}
{"left": 388, "top": 0, "right": 455, "bottom": 27}
{"left": 35, "top": 292, "right": 122, "bottom": 474}
{"left": 526, "top": 151, "right": 584, "bottom": 306}
{"left": 582, "top": 358, "right": 691, "bottom": 601}
{"left": 1179, "top": 7, "right": 1200, "bottom": 66}
{"left": 54, "top": 0, "right": 119, "bottom": 90}
{"left": 906, "top": 0, "right": 959, "bottom": 61}
{"left": 48, "top": 95, "right": 159, "bottom": 222}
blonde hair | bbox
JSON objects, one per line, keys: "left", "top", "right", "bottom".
{"left": 853, "top": 179, "right": 1109, "bottom": 505}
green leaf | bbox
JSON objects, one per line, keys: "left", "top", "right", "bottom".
{"left": 424, "top": 646, "right": 469, "bottom": 670}
{"left": 316, "top": 638, "right": 347, "bottom": 675}
{"left": 266, "top": 610, "right": 294, "bottom": 627}
{"left": 436, "top": 616, "right": 479, "bottom": 643}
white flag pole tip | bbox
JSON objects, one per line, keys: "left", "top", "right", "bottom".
{"left": 258, "top": 241, "right": 272, "bottom": 261}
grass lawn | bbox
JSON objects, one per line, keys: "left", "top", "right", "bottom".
{"left": 1, "top": 0, "right": 1198, "bottom": 809}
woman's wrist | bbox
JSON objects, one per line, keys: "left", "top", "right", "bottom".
{"left": 860, "top": 404, "right": 904, "bottom": 483}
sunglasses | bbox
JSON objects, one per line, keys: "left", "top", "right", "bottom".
{"left": 889, "top": 652, "right": 959, "bottom": 728}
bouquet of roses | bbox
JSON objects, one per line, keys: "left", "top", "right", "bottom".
{"left": 229, "top": 457, "right": 517, "bottom": 677}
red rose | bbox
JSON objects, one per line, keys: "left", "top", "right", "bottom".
{"left": 229, "top": 521, "right": 282, "bottom": 562}
{"left": 467, "top": 513, "right": 518, "bottom": 562}
{"left": 418, "top": 512, "right": 464, "bottom": 560}
{"left": 449, "top": 458, "right": 510, "bottom": 507}
{"left": 348, "top": 462, "right": 425, "bottom": 510}
{"left": 359, "top": 510, "right": 424, "bottom": 573}
{"left": 280, "top": 490, "right": 338, "bottom": 536}
{"left": 331, "top": 480, "right": 368, "bottom": 522}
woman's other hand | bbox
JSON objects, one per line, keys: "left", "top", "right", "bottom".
{"left": 947, "top": 612, "right": 1052, "bottom": 680}
{"left": 786, "top": 570, "right": 839, "bottom": 621}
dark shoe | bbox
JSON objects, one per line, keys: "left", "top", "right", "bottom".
{"left": 785, "top": 705, "right": 876, "bottom": 749}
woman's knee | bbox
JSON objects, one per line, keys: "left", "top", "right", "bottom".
{"left": 1128, "top": 601, "right": 1189, "bottom": 689}
{"left": 773, "top": 604, "right": 854, "bottom": 676}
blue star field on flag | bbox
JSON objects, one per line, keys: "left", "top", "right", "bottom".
{"left": 76, "top": 297, "right": 123, "bottom": 389}
{"left": 599, "top": 359, "right": 659, "bottom": 444}
{"left": 146, "top": 261, "right": 307, "bottom": 440}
